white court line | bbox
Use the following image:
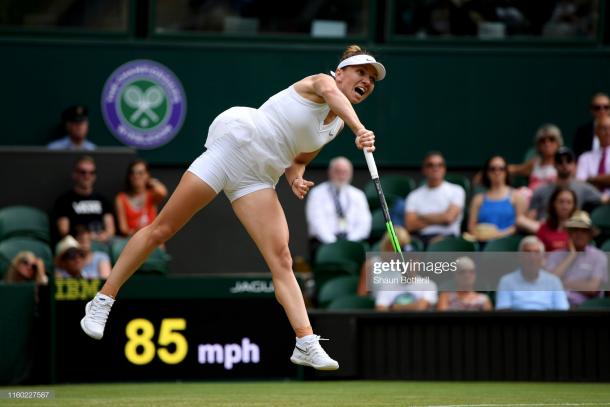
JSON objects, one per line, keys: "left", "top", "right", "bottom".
{"left": 421, "top": 403, "right": 610, "bottom": 407}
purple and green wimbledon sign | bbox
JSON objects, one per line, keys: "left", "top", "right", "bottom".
{"left": 101, "top": 60, "right": 187, "bottom": 149}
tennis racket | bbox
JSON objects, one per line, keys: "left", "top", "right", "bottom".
{"left": 363, "top": 149, "right": 405, "bottom": 261}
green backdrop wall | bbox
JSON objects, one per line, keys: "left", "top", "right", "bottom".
{"left": 1, "top": 39, "right": 609, "bottom": 167}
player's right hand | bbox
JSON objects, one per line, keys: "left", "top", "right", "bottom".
{"left": 355, "top": 128, "right": 375, "bottom": 152}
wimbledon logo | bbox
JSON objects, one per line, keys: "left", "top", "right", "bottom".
{"left": 101, "top": 60, "right": 187, "bottom": 149}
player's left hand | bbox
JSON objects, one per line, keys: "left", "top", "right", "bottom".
{"left": 291, "top": 178, "right": 314, "bottom": 200}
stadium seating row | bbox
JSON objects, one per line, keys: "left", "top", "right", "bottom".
{"left": 0, "top": 205, "right": 170, "bottom": 278}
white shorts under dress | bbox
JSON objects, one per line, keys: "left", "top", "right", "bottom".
{"left": 187, "top": 108, "right": 282, "bottom": 202}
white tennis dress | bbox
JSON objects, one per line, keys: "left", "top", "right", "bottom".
{"left": 188, "top": 85, "right": 344, "bottom": 201}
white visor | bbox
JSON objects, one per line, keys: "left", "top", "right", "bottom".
{"left": 336, "top": 54, "right": 386, "bottom": 81}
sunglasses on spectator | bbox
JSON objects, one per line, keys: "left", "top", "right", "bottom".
{"left": 19, "top": 259, "right": 36, "bottom": 268}
{"left": 592, "top": 104, "right": 610, "bottom": 111}
{"left": 487, "top": 165, "right": 506, "bottom": 172}
{"left": 63, "top": 250, "right": 84, "bottom": 261}
{"left": 425, "top": 162, "right": 445, "bottom": 168}
{"left": 538, "top": 136, "right": 558, "bottom": 143}
{"left": 555, "top": 157, "right": 574, "bottom": 164}
{"left": 76, "top": 168, "right": 96, "bottom": 176}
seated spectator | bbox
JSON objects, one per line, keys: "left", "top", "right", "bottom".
{"left": 374, "top": 258, "right": 438, "bottom": 311}
{"left": 74, "top": 226, "right": 111, "bottom": 279}
{"left": 536, "top": 187, "right": 577, "bottom": 252}
{"left": 545, "top": 211, "right": 608, "bottom": 308}
{"left": 576, "top": 115, "right": 610, "bottom": 197}
{"left": 357, "top": 226, "right": 411, "bottom": 296}
{"left": 54, "top": 236, "right": 86, "bottom": 279}
{"left": 468, "top": 155, "right": 526, "bottom": 241}
{"left": 572, "top": 93, "right": 609, "bottom": 159}
{"left": 543, "top": 0, "right": 593, "bottom": 38}
{"left": 3, "top": 251, "right": 48, "bottom": 285}
{"left": 437, "top": 256, "right": 492, "bottom": 311}
{"left": 47, "top": 105, "right": 96, "bottom": 151}
{"left": 528, "top": 147, "right": 602, "bottom": 220}
{"left": 509, "top": 124, "right": 562, "bottom": 191}
{"left": 404, "top": 151, "right": 465, "bottom": 246}
{"left": 53, "top": 156, "right": 115, "bottom": 243}
{"left": 305, "top": 157, "right": 371, "bottom": 259}
{"left": 115, "top": 159, "right": 167, "bottom": 236}
{"left": 495, "top": 236, "right": 569, "bottom": 310}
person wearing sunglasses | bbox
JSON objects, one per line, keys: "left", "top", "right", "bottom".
{"left": 528, "top": 147, "right": 602, "bottom": 221}
{"left": 468, "top": 155, "right": 527, "bottom": 242}
{"left": 405, "top": 151, "right": 465, "bottom": 247}
{"left": 573, "top": 92, "right": 610, "bottom": 159}
{"left": 4, "top": 251, "right": 48, "bottom": 285}
{"left": 54, "top": 235, "right": 88, "bottom": 279}
{"left": 53, "top": 156, "right": 115, "bottom": 244}
{"left": 508, "top": 124, "right": 563, "bottom": 192}
{"left": 576, "top": 115, "right": 610, "bottom": 197}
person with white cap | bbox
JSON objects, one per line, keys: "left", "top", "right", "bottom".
{"left": 545, "top": 211, "right": 608, "bottom": 307}
{"left": 54, "top": 235, "right": 86, "bottom": 279}
{"left": 81, "top": 44, "right": 387, "bottom": 371}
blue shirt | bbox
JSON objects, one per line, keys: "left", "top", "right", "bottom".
{"left": 496, "top": 269, "right": 569, "bottom": 310}
{"left": 47, "top": 136, "right": 96, "bottom": 151}
{"left": 478, "top": 192, "right": 515, "bottom": 231}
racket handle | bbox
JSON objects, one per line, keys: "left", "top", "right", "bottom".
{"left": 363, "top": 149, "right": 379, "bottom": 179}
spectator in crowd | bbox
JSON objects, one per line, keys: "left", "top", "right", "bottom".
{"left": 573, "top": 92, "right": 610, "bottom": 158}
{"left": 528, "top": 147, "right": 602, "bottom": 220}
{"left": 468, "top": 155, "right": 526, "bottom": 241}
{"left": 495, "top": 235, "right": 569, "bottom": 310}
{"left": 74, "top": 226, "right": 111, "bottom": 279}
{"left": 545, "top": 211, "right": 608, "bottom": 307}
{"left": 374, "top": 251, "right": 438, "bottom": 311}
{"left": 509, "top": 124, "right": 562, "bottom": 191}
{"left": 305, "top": 156, "right": 371, "bottom": 259}
{"left": 357, "top": 226, "right": 411, "bottom": 296}
{"left": 54, "top": 235, "right": 86, "bottom": 279}
{"left": 3, "top": 251, "right": 48, "bottom": 285}
{"left": 437, "top": 256, "right": 492, "bottom": 311}
{"left": 53, "top": 156, "right": 115, "bottom": 243}
{"left": 536, "top": 187, "right": 577, "bottom": 252}
{"left": 404, "top": 151, "right": 465, "bottom": 246}
{"left": 577, "top": 115, "right": 610, "bottom": 197}
{"left": 115, "top": 159, "right": 167, "bottom": 236}
{"left": 543, "top": 0, "right": 594, "bottom": 38}
{"left": 47, "top": 105, "right": 96, "bottom": 151}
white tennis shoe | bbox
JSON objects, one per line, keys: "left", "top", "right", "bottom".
{"left": 80, "top": 292, "right": 114, "bottom": 340}
{"left": 290, "top": 335, "right": 339, "bottom": 370}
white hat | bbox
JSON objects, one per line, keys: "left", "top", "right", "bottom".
{"left": 335, "top": 54, "right": 386, "bottom": 81}
{"left": 55, "top": 235, "right": 82, "bottom": 258}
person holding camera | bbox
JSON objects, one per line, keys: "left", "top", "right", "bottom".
{"left": 4, "top": 251, "right": 48, "bottom": 285}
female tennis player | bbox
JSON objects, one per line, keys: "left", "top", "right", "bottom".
{"left": 81, "top": 45, "right": 385, "bottom": 370}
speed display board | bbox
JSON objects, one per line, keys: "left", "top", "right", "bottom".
{"left": 54, "top": 277, "right": 297, "bottom": 381}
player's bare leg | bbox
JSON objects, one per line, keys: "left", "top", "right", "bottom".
{"left": 232, "top": 188, "right": 339, "bottom": 370}
{"left": 81, "top": 172, "right": 217, "bottom": 339}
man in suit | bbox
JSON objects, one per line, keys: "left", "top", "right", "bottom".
{"left": 573, "top": 93, "right": 610, "bottom": 158}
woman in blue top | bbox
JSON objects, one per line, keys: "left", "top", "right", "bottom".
{"left": 468, "top": 155, "right": 526, "bottom": 241}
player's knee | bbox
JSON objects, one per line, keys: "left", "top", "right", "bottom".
{"left": 148, "top": 223, "right": 174, "bottom": 246}
{"left": 272, "top": 244, "right": 293, "bottom": 272}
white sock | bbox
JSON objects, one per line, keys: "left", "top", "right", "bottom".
{"left": 296, "top": 334, "right": 317, "bottom": 346}
{"left": 96, "top": 292, "right": 115, "bottom": 303}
